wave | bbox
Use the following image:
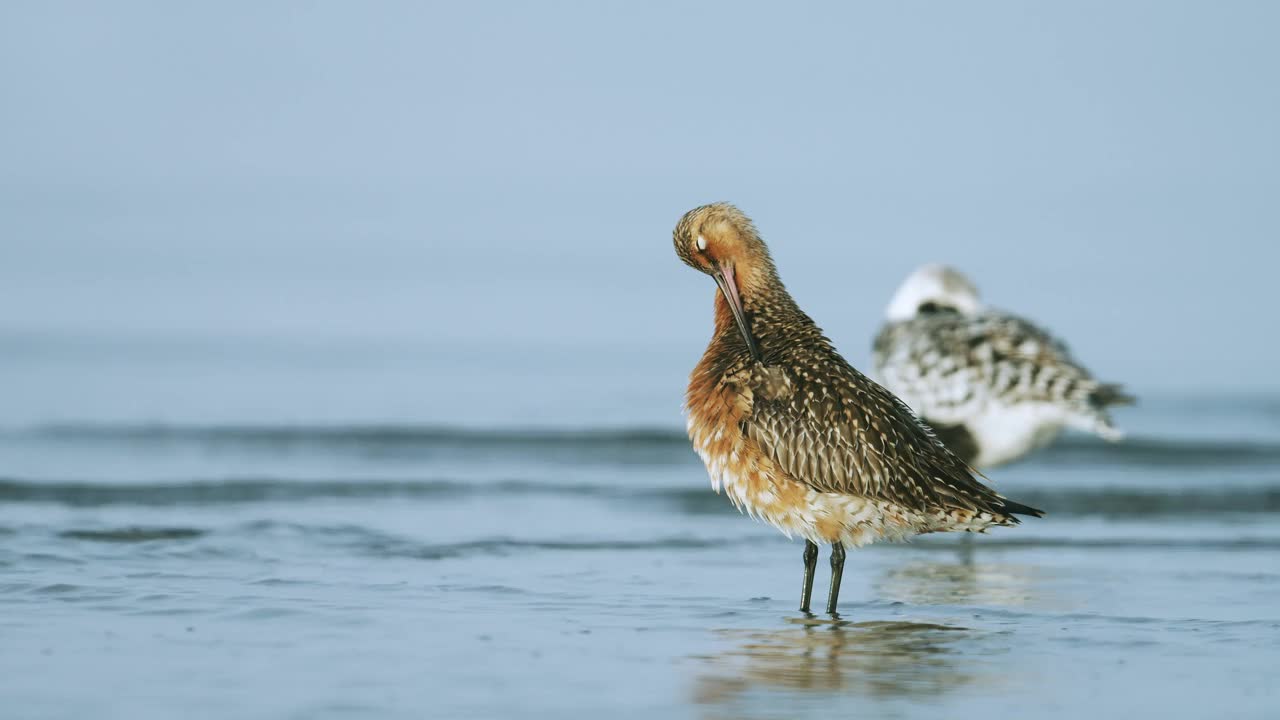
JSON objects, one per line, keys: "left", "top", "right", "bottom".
{"left": 19, "top": 423, "right": 686, "bottom": 447}
{"left": 311, "top": 533, "right": 737, "bottom": 561}
{"left": 38, "top": 521, "right": 752, "bottom": 558}
{"left": 59, "top": 527, "right": 208, "bottom": 542}
{"left": 8, "top": 423, "right": 694, "bottom": 465}
{"left": 2, "top": 476, "right": 1276, "bottom": 516}
{"left": 257, "top": 530, "right": 1280, "bottom": 557}
{"left": 0, "top": 477, "right": 623, "bottom": 505}
{"left": 10, "top": 423, "right": 1280, "bottom": 469}
{"left": 23, "top": 522, "right": 1280, "bottom": 558}
{"left": 1033, "top": 436, "right": 1280, "bottom": 467}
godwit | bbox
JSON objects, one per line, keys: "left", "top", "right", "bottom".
{"left": 874, "top": 264, "right": 1132, "bottom": 469}
{"left": 675, "top": 203, "right": 1043, "bottom": 614}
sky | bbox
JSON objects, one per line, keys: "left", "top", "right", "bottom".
{"left": 1, "top": 1, "right": 1277, "bottom": 393}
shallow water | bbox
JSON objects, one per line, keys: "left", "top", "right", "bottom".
{"left": 2, "top": 337, "right": 1279, "bottom": 719}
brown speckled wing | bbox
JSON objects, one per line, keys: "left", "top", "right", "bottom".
{"left": 742, "top": 354, "right": 1015, "bottom": 517}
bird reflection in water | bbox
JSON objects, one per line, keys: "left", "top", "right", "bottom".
{"left": 875, "top": 559, "right": 1038, "bottom": 607}
{"left": 693, "top": 619, "right": 990, "bottom": 714}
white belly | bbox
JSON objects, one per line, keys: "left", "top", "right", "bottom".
{"left": 967, "top": 402, "right": 1066, "bottom": 468}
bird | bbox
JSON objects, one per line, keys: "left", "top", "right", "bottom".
{"left": 873, "top": 264, "right": 1133, "bottom": 469}
{"left": 674, "top": 203, "right": 1042, "bottom": 615}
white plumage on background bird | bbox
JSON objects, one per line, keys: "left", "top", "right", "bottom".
{"left": 873, "top": 264, "right": 1132, "bottom": 469}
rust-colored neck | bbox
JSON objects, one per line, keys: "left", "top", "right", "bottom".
{"left": 712, "top": 288, "right": 740, "bottom": 345}
{"left": 707, "top": 272, "right": 814, "bottom": 366}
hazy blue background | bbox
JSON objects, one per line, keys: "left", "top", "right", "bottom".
{"left": 2, "top": 0, "right": 1278, "bottom": 430}
{"left": 4, "top": 5, "right": 1280, "bottom": 719}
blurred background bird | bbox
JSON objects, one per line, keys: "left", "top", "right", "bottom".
{"left": 873, "top": 264, "right": 1133, "bottom": 469}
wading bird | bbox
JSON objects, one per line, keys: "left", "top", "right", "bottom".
{"left": 874, "top": 265, "right": 1132, "bottom": 469}
{"left": 675, "top": 204, "right": 1042, "bottom": 615}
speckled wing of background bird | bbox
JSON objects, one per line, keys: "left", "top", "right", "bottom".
{"left": 739, "top": 336, "right": 1038, "bottom": 521}
{"left": 873, "top": 311, "right": 1133, "bottom": 439}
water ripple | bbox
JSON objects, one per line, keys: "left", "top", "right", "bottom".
{"left": 10, "top": 423, "right": 1280, "bottom": 469}
{"left": 2, "top": 477, "right": 1276, "bottom": 517}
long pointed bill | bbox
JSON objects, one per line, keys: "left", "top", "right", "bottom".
{"left": 712, "top": 262, "right": 761, "bottom": 361}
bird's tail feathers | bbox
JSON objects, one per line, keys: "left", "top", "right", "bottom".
{"left": 999, "top": 498, "right": 1045, "bottom": 519}
{"left": 1090, "top": 383, "right": 1135, "bottom": 409}
{"left": 1067, "top": 410, "right": 1125, "bottom": 443}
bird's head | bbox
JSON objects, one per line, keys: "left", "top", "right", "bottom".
{"left": 885, "top": 264, "right": 983, "bottom": 321}
{"left": 673, "top": 202, "right": 777, "bottom": 359}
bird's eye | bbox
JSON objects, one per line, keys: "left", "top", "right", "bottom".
{"left": 695, "top": 235, "right": 707, "bottom": 252}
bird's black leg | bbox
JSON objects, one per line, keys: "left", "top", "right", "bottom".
{"left": 800, "top": 540, "right": 819, "bottom": 613}
{"left": 826, "top": 542, "right": 846, "bottom": 615}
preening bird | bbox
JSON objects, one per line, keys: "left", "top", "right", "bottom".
{"left": 675, "top": 204, "right": 1042, "bottom": 615}
{"left": 874, "top": 264, "right": 1132, "bottom": 469}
